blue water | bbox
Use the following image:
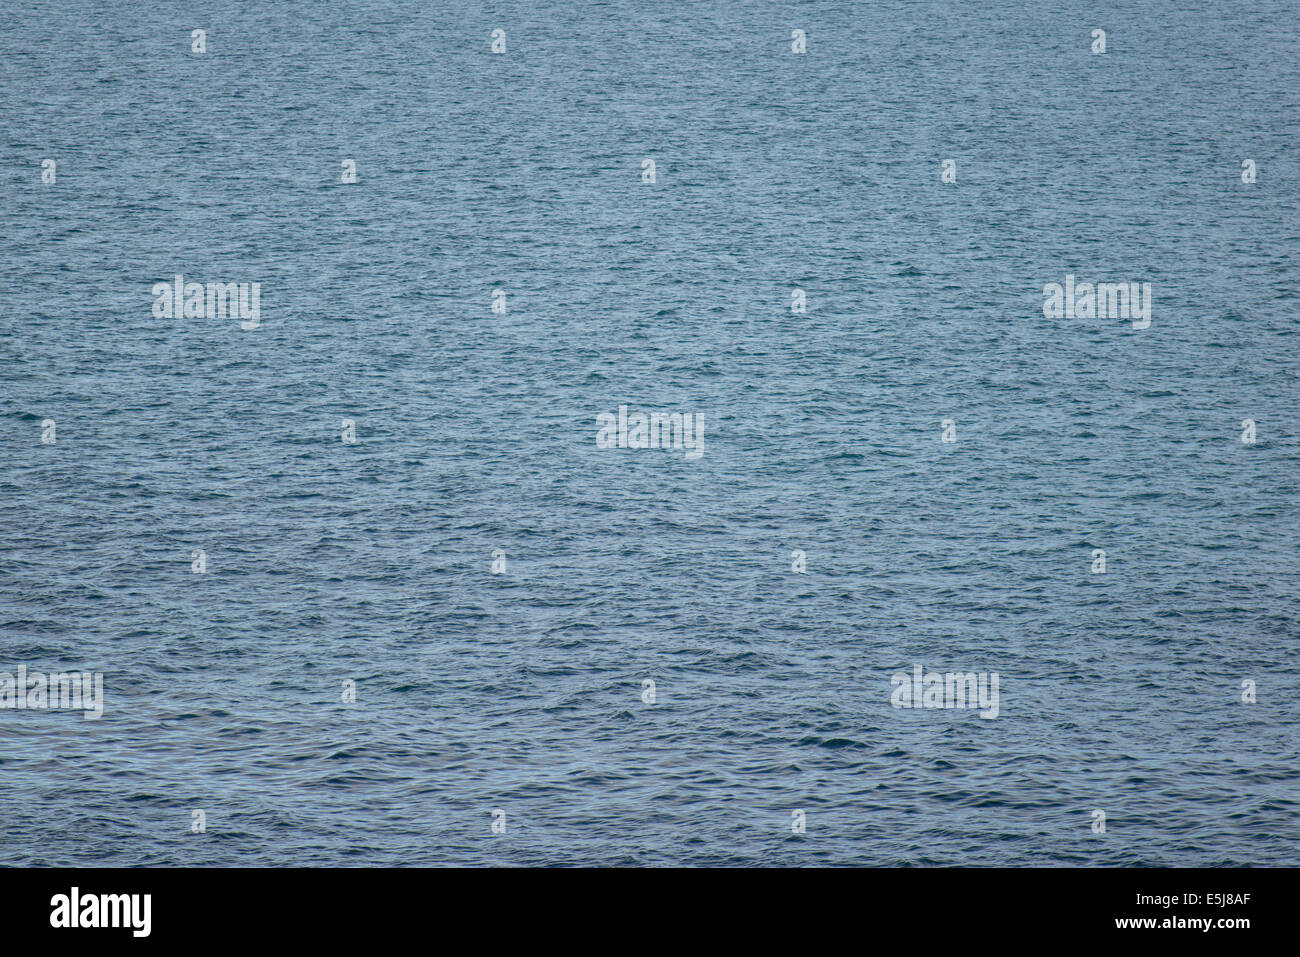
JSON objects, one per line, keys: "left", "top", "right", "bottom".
{"left": 2, "top": 0, "right": 1299, "bottom": 866}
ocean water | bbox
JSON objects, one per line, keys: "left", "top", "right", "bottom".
{"left": 1, "top": 0, "right": 1298, "bottom": 866}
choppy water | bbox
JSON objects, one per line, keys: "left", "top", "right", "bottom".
{"left": 2, "top": 1, "right": 1299, "bottom": 866}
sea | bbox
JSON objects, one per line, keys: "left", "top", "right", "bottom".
{"left": 1, "top": 0, "right": 1297, "bottom": 865}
